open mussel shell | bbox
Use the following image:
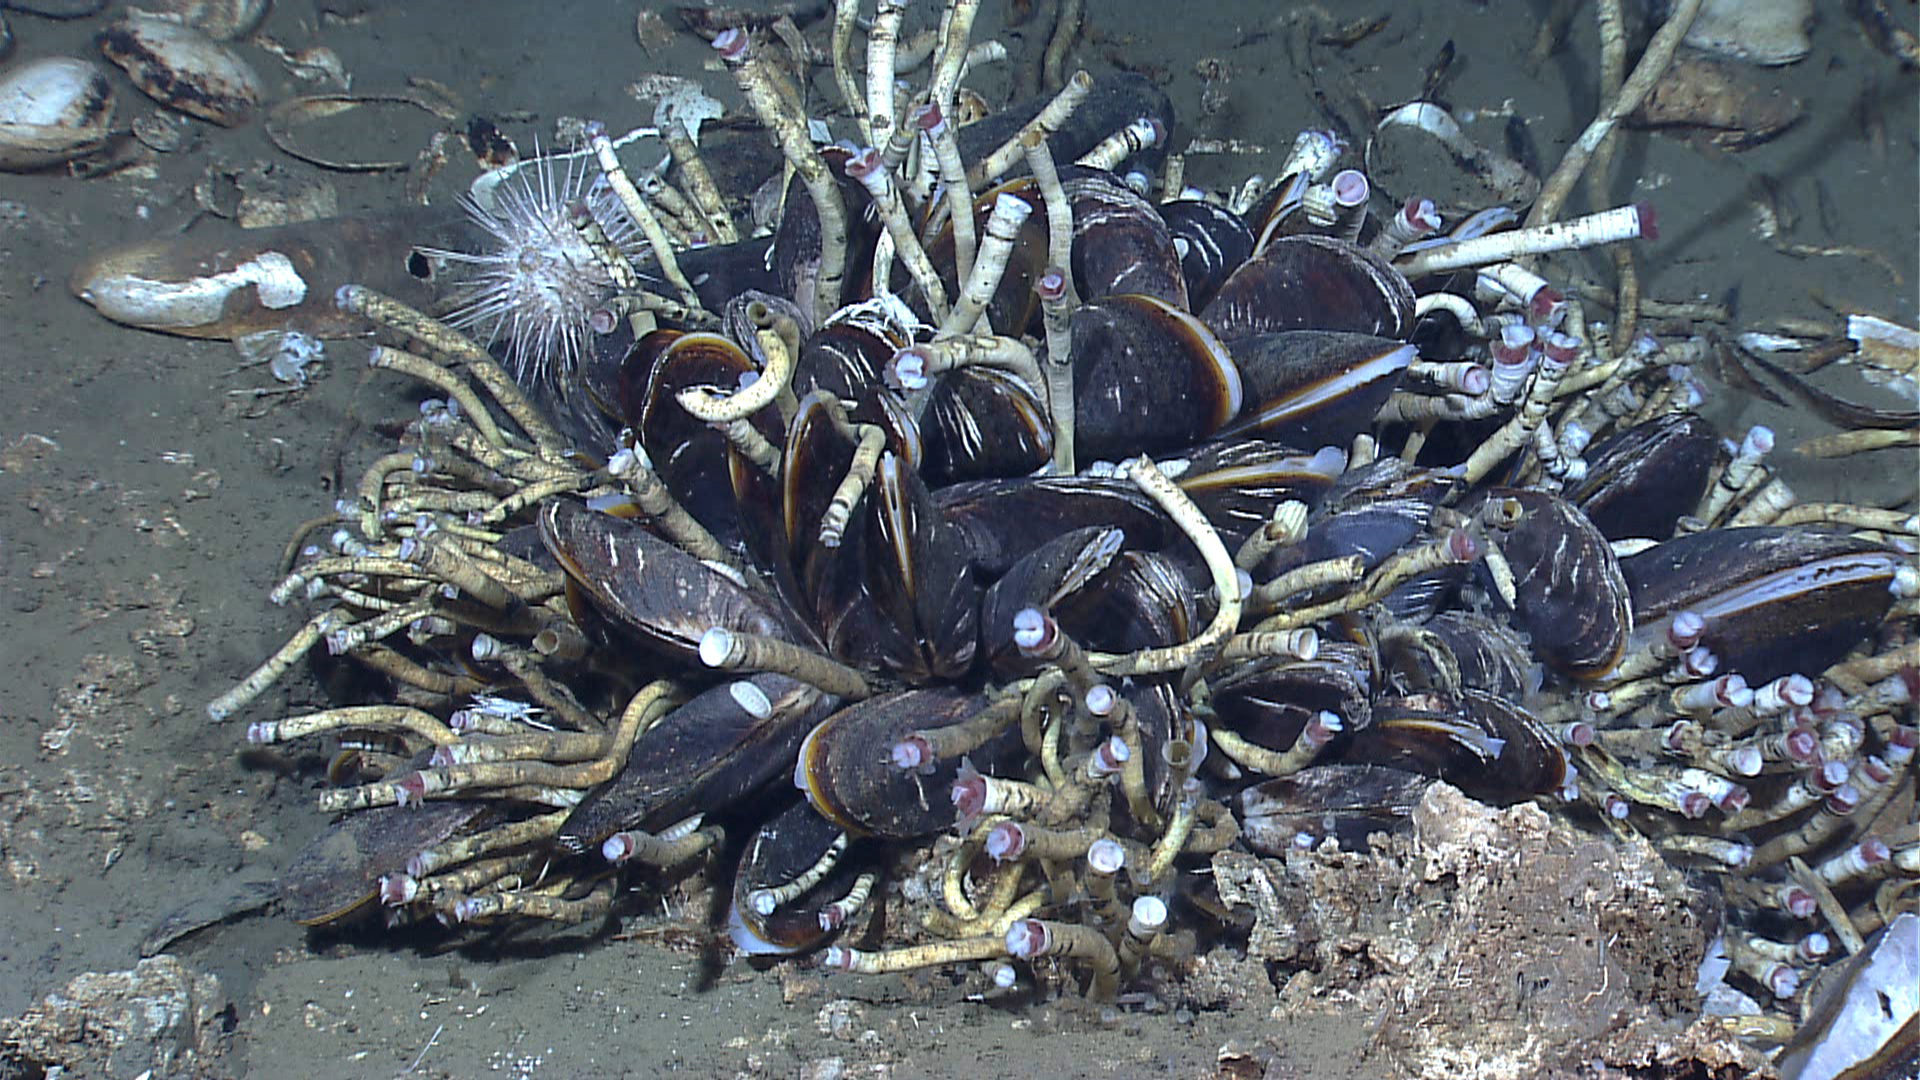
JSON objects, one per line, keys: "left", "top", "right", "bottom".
{"left": 730, "top": 799, "right": 863, "bottom": 956}
{"left": 0, "top": 56, "right": 115, "bottom": 170}
{"left": 556, "top": 675, "right": 834, "bottom": 857}
{"left": 540, "top": 499, "right": 806, "bottom": 663}
{"left": 1158, "top": 198, "right": 1255, "bottom": 313}
{"left": 1568, "top": 413, "right": 1717, "bottom": 542}
{"left": 1239, "top": 764, "right": 1430, "bottom": 855}
{"left": 1348, "top": 690, "right": 1568, "bottom": 804}
{"left": 282, "top": 801, "right": 485, "bottom": 926}
{"left": 1469, "top": 488, "right": 1632, "bottom": 681}
{"left": 796, "top": 687, "right": 1014, "bottom": 839}
{"left": 98, "top": 11, "right": 263, "bottom": 127}
{"left": 1065, "top": 168, "right": 1188, "bottom": 308}
{"left": 1200, "top": 235, "right": 1416, "bottom": 343}
{"left": 1215, "top": 331, "right": 1414, "bottom": 449}
{"left": 1620, "top": 527, "right": 1906, "bottom": 684}
{"left": 1774, "top": 912, "right": 1918, "bottom": 1080}
{"left": 1070, "top": 293, "right": 1241, "bottom": 460}
{"left": 780, "top": 393, "right": 904, "bottom": 666}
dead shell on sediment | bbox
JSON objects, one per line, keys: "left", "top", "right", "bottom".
{"left": 138, "top": 0, "right": 272, "bottom": 41}
{"left": 98, "top": 11, "right": 264, "bottom": 127}
{"left": 263, "top": 93, "right": 454, "bottom": 171}
{"left": 0, "top": 56, "right": 117, "bottom": 171}
{"left": 1633, "top": 54, "right": 1803, "bottom": 149}
{"left": 1683, "top": 0, "right": 1812, "bottom": 66}
{"left": 194, "top": 160, "right": 338, "bottom": 228}
{"left": 72, "top": 242, "right": 309, "bottom": 334}
{"left": 1366, "top": 101, "right": 1539, "bottom": 214}
{"left": 131, "top": 110, "right": 193, "bottom": 153}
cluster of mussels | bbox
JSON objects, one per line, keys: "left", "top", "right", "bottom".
{"left": 215, "top": 13, "right": 1917, "bottom": 1023}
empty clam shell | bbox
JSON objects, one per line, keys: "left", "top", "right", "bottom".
{"left": 143, "top": 0, "right": 272, "bottom": 42}
{"left": 98, "top": 11, "right": 263, "bottom": 127}
{"left": 1685, "top": 0, "right": 1811, "bottom": 66}
{"left": 0, "top": 56, "right": 116, "bottom": 170}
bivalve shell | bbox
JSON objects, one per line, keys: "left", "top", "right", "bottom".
{"left": 1684, "top": 0, "right": 1812, "bottom": 66}
{"left": 142, "top": 0, "right": 273, "bottom": 42}
{"left": 98, "top": 11, "right": 263, "bottom": 127}
{"left": 0, "top": 56, "right": 116, "bottom": 171}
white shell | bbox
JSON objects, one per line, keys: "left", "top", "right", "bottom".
{"left": 0, "top": 56, "right": 117, "bottom": 170}
{"left": 137, "top": 0, "right": 272, "bottom": 42}
{"left": 74, "top": 249, "right": 308, "bottom": 331}
{"left": 1685, "top": 0, "right": 1813, "bottom": 66}
{"left": 99, "top": 11, "right": 264, "bottom": 127}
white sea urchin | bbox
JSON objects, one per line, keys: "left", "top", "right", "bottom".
{"left": 421, "top": 152, "right": 643, "bottom": 385}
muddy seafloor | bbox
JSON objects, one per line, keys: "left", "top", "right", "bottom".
{"left": 0, "top": 1, "right": 1914, "bottom": 1077}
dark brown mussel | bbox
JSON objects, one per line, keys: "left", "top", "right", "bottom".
{"left": 980, "top": 525, "right": 1125, "bottom": 676}
{"left": 1238, "top": 764, "right": 1430, "bottom": 855}
{"left": 282, "top": 801, "right": 485, "bottom": 926}
{"left": 771, "top": 143, "right": 876, "bottom": 325}
{"left": 1568, "top": 413, "right": 1717, "bottom": 541}
{"left": 919, "top": 366, "right": 1053, "bottom": 483}
{"left": 1619, "top": 527, "right": 1909, "bottom": 684}
{"left": 729, "top": 799, "right": 866, "bottom": 956}
{"left": 1468, "top": 488, "right": 1631, "bottom": 680}
{"left": 556, "top": 674, "right": 834, "bottom": 858}
{"left": 1214, "top": 331, "right": 1415, "bottom": 449}
{"left": 1200, "top": 234, "right": 1415, "bottom": 343}
{"left": 541, "top": 499, "right": 806, "bottom": 663}
{"left": 627, "top": 328, "right": 783, "bottom": 548}
{"left": 1208, "top": 641, "right": 1373, "bottom": 757}
{"left": 796, "top": 687, "right": 1014, "bottom": 839}
{"left": 935, "top": 474, "right": 1170, "bottom": 576}
{"left": 1157, "top": 198, "right": 1255, "bottom": 312}
{"left": 1348, "top": 689, "right": 1569, "bottom": 804}
{"left": 792, "top": 296, "right": 910, "bottom": 403}
{"left": 921, "top": 177, "right": 1050, "bottom": 333}
{"left": 864, "top": 451, "right": 980, "bottom": 682}
{"left": 1257, "top": 460, "right": 1451, "bottom": 602}
{"left": 1378, "top": 609, "right": 1540, "bottom": 700}
{"left": 774, "top": 393, "right": 927, "bottom": 672}
{"left": 1054, "top": 549, "right": 1199, "bottom": 656}
{"left": 1069, "top": 293, "right": 1241, "bottom": 460}
{"left": 1064, "top": 168, "right": 1188, "bottom": 308}
{"left": 1127, "top": 679, "right": 1189, "bottom": 818}
{"left": 1172, "top": 441, "right": 1345, "bottom": 546}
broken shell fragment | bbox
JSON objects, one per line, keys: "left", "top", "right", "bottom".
{"left": 0, "top": 56, "right": 116, "bottom": 171}
{"left": 194, "top": 160, "right": 339, "bottom": 228}
{"left": 97, "top": 11, "right": 264, "bottom": 128}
